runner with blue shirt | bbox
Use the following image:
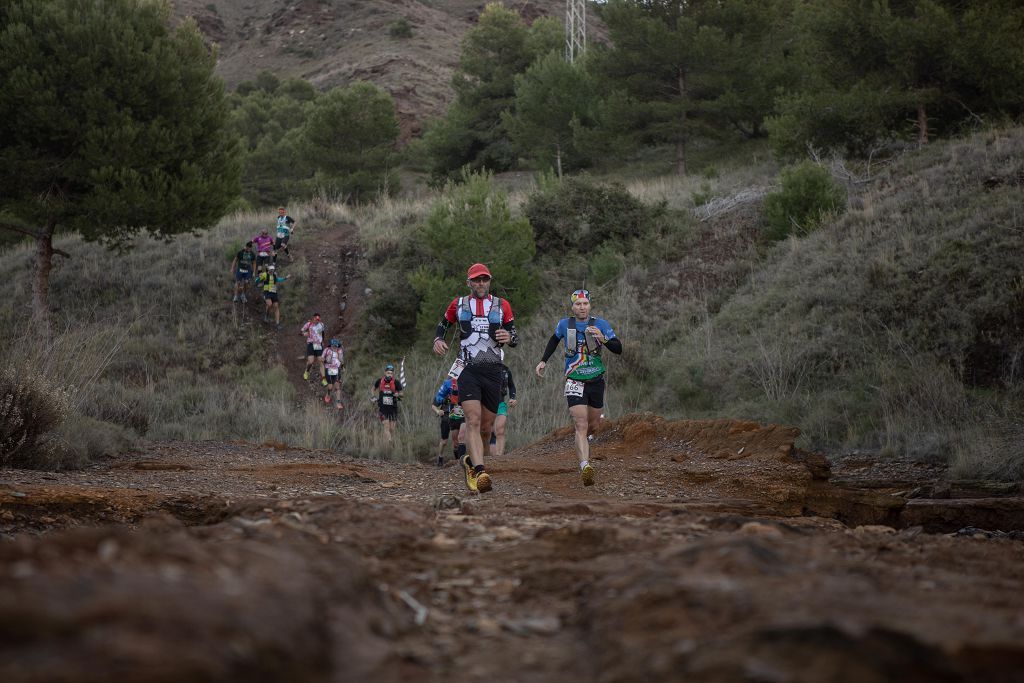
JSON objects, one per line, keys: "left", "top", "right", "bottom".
{"left": 535, "top": 288, "right": 622, "bottom": 486}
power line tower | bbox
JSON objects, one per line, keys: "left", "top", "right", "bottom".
{"left": 565, "top": 0, "right": 586, "bottom": 63}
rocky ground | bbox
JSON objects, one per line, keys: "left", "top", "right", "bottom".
{"left": 2, "top": 414, "right": 1023, "bottom": 682}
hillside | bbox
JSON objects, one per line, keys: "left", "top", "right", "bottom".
{"left": 171, "top": 0, "right": 574, "bottom": 135}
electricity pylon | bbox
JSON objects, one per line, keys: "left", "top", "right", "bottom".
{"left": 566, "top": 0, "right": 586, "bottom": 63}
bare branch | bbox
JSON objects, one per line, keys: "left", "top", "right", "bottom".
{"left": 0, "top": 221, "right": 41, "bottom": 239}
{"left": 0, "top": 222, "right": 71, "bottom": 258}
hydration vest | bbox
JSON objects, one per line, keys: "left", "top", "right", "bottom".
{"left": 457, "top": 296, "right": 504, "bottom": 340}
{"left": 564, "top": 317, "right": 597, "bottom": 357}
{"left": 379, "top": 377, "right": 397, "bottom": 394}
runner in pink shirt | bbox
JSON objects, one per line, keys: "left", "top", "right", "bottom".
{"left": 322, "top": 339, "right": 344, "bottom": 409}
{"left": 252, "top": 229, "right": 275, "bottom": 270}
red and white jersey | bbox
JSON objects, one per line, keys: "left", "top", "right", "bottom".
{"left": 323, "top": 347, "right": 343, "bottom": 372}
{"left": 302, "top": 320, "right": 325, "bottom": 346}
{"left": 443, "top": 295, "right": 514, "bottom": 365}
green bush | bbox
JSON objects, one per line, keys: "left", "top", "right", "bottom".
{"left": 389, "top": 18, "right": 413, "bottom": 39}
{"left": 0, "top": 366, "right": 69, "bottom": 469}
{"left": 763, "top": 162, "right": 846, "bottom": 241}
{"left": 523, "top": 178, "right": 666, "bottom": 256}
{"left": 410, "top": 170, "right": 539, "bottom": 339}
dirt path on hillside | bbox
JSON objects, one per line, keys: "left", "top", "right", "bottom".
{"left": 3, "top": 415, "right": 1024, "bottom": 682}
{"left": 255, "top": 222, "right": 363, "bottom": 409}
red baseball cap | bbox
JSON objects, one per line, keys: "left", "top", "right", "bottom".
{"left": 467, "top": 263, "right": 491, "bottom": 279}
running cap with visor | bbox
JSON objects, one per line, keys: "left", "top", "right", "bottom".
{"left": 268, "top": 264, "right": 276, "bottom": 271}
{"left": 278, "top": 207, "right": 286, "bottom": 213}
{"left": 330, "top": 338, "right": 341, "bottom": 347}
{"left": 467, "top": 263, "right": 491, "bottom": 279}
{"left": 385, "top": 363, "right": 395, "bottom": 371}
{"left": 570, "top": 288, "right": 590, "bottom": 304}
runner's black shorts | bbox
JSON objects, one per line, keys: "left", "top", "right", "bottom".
{"left": 256, "top": 253, "right": 272, "bottom": 268}
{"left": 378, "top": 406, "right": 397, "bottom": 422}
{"left": 326, "top": 372, "right": 339, "bottom": 385}
{"left": 565, "top": 375, "right": 605, "bottom": 409}
{"left": 275, "top": 236, "right": 290, "bottom": 250}
{"left": 458, "top": 362, "right": 504, "bottom": 414}
{"left": 264, "top": 291, "right": 279, "bottom": 303}
{"left": 439, "top": 414, "right": 451, "bottom": 439}
{"left": 306, "top": 343, "right": 323, "bottom": 357}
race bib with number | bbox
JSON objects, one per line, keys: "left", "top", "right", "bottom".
{"left": 450, "top": 406, "right": 464, "bottom": 418}
{"left": 312, "top": 343, "right": 322, "bottom": 351}
{"left": 328, "top": 368, "right": 339, "bottom": 376}
{"left": 382, "top": 396, "right": 394, "bottom": 406}
{"left": 564, "top": 379, "right": 585, "bottom": 398}
{"left": 448, "top": 358, "right": 466, "bottom": 379}
{"left": 277, "top": 230, "right": 288, "bottom": 238}
{"left": 258, "top": 251, "right": 269, "bottom": 257}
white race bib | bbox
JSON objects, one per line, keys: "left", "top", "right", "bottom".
{"left": 448, "top": 358, "right": 466, "bottom": 379}
{"left": 565, "top": 379, "right": 584, "bottom": 398}
{"left": 382, "top": 395, "right": 394, "bottom": 406}
{"left": 277, "top": 230, "right": 287, "bottom": 238}
{"left": 312, "top": 343, "right": 322, "bottom": 351}
{"left": 328, "top": 368, "right": 338, "bottom": 376}
{"left": 450, "top": 406, "right": 464, "bottom": 418}
{"left": 258, "top": 251, "right": 269, "bottom": 257}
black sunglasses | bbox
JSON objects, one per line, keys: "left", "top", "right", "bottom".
{"left": 469, "top": 276, "right": 491, "bottom": 283}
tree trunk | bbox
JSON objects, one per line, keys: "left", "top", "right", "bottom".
{"left": 917, "top": 102, "right": 929, "bottom": 146}
{"left": 555, "top": 142, "right": 563, "bottom": 179}
{"left": 676, "top": 68, "right": 687, "bottom": 176}
{"left": 32, "top": 219, "right": 56, "bottom": 328}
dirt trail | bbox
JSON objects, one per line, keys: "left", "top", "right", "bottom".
{"left": 259, "top": 220, "right": 363, "bottom": 407}
{"left": 3, "top": 415, "right": 1024, "bottom": 682}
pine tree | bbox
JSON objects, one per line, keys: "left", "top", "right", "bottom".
{"left": 0, "top": 0, "right": 241, "bottom": 322}
{"left": 503, "top": 53, "right": 596, "bottom": 177}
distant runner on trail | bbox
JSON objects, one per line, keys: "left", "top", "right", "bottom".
{"left": 535, "top": 288, "right": 622, "bottom": 487}
{"left": 322, "top": 338, "right": 344, "bottom": 410}
{"left": 231, "top": 241, "right": 255, "bottom": 303}
{"left": 274, "top": 206, "right": 296, "bottom": 261}
{"left": 432, "top": 263, "right": 519, "bottom": 493}
{"left": 432, "top": 376, "right": 466, "bottom": 468}
{"left": 490, "top": 363, "right": 517, "bottom": 457}
{"left": 257, "top": 264, "right": 289, "bottom": 330}
{"left": 300, "top": 312, "right": 326, "bottom": 384}
{"left": 371, "top": 363, "right": 404, "bottom": 443}
{"left": 252, "top": 228, "right": 275, "bottom": 270}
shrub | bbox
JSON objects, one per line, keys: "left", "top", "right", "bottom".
{"left": 410, "top": 170, "right": 539, "bottom": 338}
{"left": 523, "top": 178, "right": 666, "bottom": 257}
{"left": 0, "top": 366, "right": 69, "bottom": 469}
{"left": 389, "top": 18, "right": 413, "bottom": 39}
{"left": 763, "top": 162, "right": 846, "bottom": 241}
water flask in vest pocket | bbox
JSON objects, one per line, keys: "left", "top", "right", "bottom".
{"left": 584, "top": 329, "right": 599, "bottom": 353}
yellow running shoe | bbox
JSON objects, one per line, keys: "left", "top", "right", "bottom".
{"left": 476, "top": 471, "right": 492, "bottom": 493}
{"left": 321, "top": 377, "right": 328, "bottom": 386}
{"left": 461, "top": 455, "right": 478, "bottom": 493}
{"left": 303, "top": 370, "right": 310, "bottom": 380}
{"left": 581, "top": 464, "right": 595, "bottom": 487}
